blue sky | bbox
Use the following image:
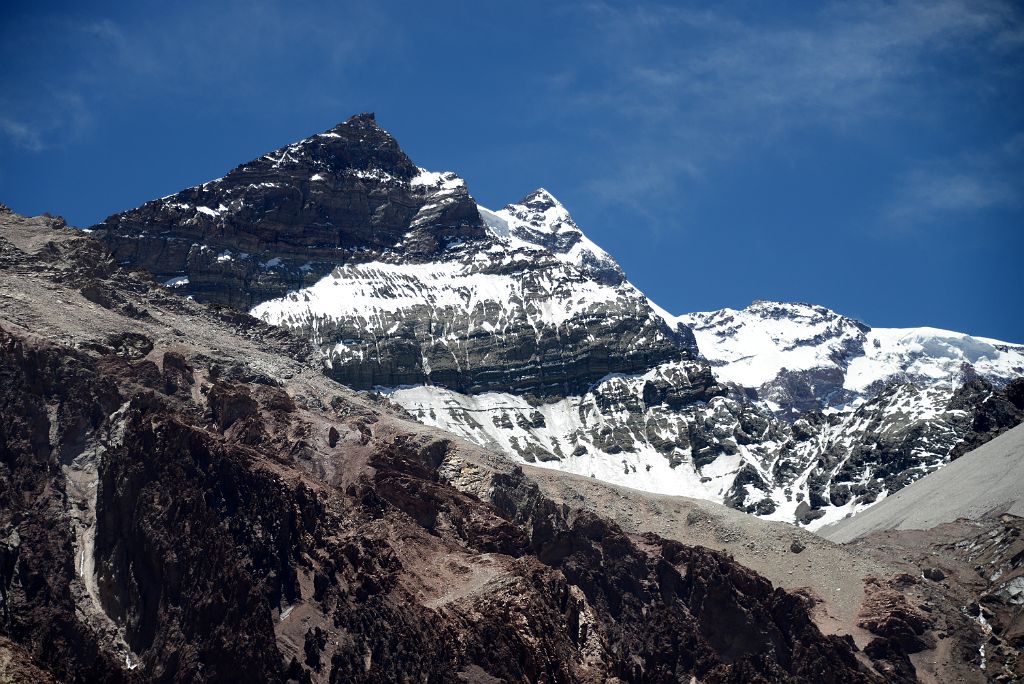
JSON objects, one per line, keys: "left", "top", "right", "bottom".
{"left": 2, "top": 0, "right": 1022, "bottom": 340}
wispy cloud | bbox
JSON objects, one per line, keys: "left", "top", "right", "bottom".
{"left": 0, "top": 1, "right": 387, "bottom": 152}
{"left": 0, "top": 91, "right": 92, "bottom": 152}
{"left": 554, "top": 0, "right": 1024, "bottom": 226}
{"left": 574, "top": 0, "right": 1022, "bottom": 128}
{"left": 0, "top": 118, "right": 43, "bottom": 152}
{"left": 886, "top": 133, "right": 1024, "bottom": 226}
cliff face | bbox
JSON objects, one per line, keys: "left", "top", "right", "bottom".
{"left": 0, "top": 210, "right": 893, "bottom": 682}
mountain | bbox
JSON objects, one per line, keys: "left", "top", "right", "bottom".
{"left": 92, "top": 113, "right": 1024, "bottom": 530}
{"left": 92, "top": 113, "right": 480, "bottom": 310}
{"left": 679, "top": 300, "right": 1024, "bottom": 418}
{"left": 4, "top": 208, "right": 1018, "bottom": 682}
{"left": 1, "top": 207, "right": 893, "bottom": 683}
{"left": 4, "top": 108, "right": 1023, "bottom": 679}
{"left": 94, "top": 114, "right": 692, "bottom": 397}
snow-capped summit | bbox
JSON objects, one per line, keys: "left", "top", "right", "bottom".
{"left": 848, "top": 326, "right": 1024, "bottom": 394}
{"left": 681, "top": 301, "right": 865, "bottom": 385}
{"left": 506, "top": 188, "right": 574, "bottom": 230}
{"left": 481, "top": 189, "right": 625, "bottom": 285}
{"left": 680, "top": 300, "right": 1024, "bottom": 416}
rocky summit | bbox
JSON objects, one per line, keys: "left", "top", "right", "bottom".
{"left": 92, "top": 113, "right": 480, "bottom": 309}
{"left": 94, "top": 115, "right": 692, "bottom": 398}
{"left": 94, "top": 113, "right": 1024, "bottom": 529}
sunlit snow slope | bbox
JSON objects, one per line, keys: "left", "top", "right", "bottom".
{"left": 680, "top": 301, "right": 1024, "bottom": 417}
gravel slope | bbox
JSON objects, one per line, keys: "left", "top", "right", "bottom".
{"left": 822, "top": 423, "right": 1024, "bottom": 543}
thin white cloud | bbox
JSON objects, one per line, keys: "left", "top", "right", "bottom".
{"left": 557, "top": 0, "right": 1024, "bottom": 223}
{"left": 893, "top": 172, "right": 1012, "bottom": 214}
{"left": 0, "top": 1, "right": 387, "bottom": 152}
{"left": 887, "top": 133, "right": 1024, "bottom": 225}
{"left": 0, "top": 91, "right": 92, "bottom": 152}
{"left": 577, "top": 0, "right": 1022, "bottom": 122}
{"left": 0, "top": 118, "right": 42, "bottom": 152}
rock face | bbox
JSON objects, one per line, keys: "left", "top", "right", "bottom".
{"left": 393, "top": 363, "right": 1024, "bottom": 528}
{"left": 92, "top": 113, "right": 483, "bottom": 309}
{"left": 92, "top": 115, "right": 1024, "bottom": 528}
{"left": 250, "top": 239, "right": 691, "bottom": 396}
{"left": 0, "top": 210, "right": 888, "bottom": 682}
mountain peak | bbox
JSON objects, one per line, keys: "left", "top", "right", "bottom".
{"left": 520, "top": 187, "right": 561, "bottom": 207}
{"left": 506, "top": 189, "right": 574, "bottom": 233}
{"left": 237, "top": 113, "right": 419, "bottom": 182}
{"left": 91, "top": 112, "right": 480, "bottom": 306}
{"left": 342, "top": 111, "right": 378, "bottom": 127}
{"left": 257, "top": 112, "right": 417, "bottom": 180}
{"left": 493, "top": 189, "right": 625, "bottom": 285}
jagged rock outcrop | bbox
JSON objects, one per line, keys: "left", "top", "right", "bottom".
{"left": 949, "top": 377, "right": 1024, "bottom": 458}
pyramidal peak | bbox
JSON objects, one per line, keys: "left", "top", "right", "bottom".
{"left": 342, "top": 111, "right": 379, "bottom": 127}
{"left": 520, "top": 187, "right": 562, "bottom": 209}
{"left": 505, "top": 188, "right": 575, "bottom": 233}
{"left": 255, "top": 111, "right": 418, "bottom": 181}
{"left": 313, "top": 111, "right": 385, "bottom": 138}
{"left": 486, "top": 189, "right": 625, "bottom": 285}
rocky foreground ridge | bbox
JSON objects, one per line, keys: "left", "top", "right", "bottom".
{"left": 91, "top": 114, "right": 1024, "bottom": 529}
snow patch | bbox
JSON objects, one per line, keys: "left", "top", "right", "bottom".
{"left": 411, "top": 168, "right": 465, "bottom": 190}
{"left": 162, "top": 276, "right": 189, "bottom": 287}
